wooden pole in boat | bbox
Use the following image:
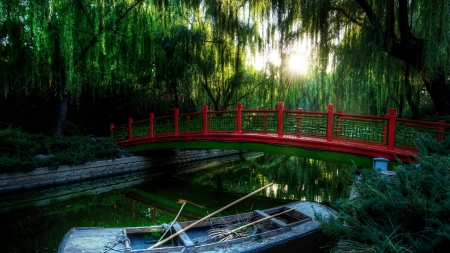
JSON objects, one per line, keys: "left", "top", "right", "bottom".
{"left": 228, "top": 207, "right": 296, "bottom": 234}
{"left": 148, "top": 183, "right": 274, "bottom": 249}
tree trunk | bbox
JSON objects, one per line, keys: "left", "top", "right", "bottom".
{"left": 424, "top": 72, "right": 450, "bottom": 116}
{"left": 53, "top": 90, "right": 69, "bottom": 136}
{"left": 404, "top": 64, "right": 420, "bottom": 120}
{"left": 53, "top": 66, "right": 69, "bottom": 136}
{"left": 52, "top": 23, "right": 68, "bottom": 137}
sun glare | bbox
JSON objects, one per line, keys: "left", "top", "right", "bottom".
{"left": 249, "top": 39, "right": 311, "bottom": 76}
{"left": 288, "top": 53, "right": 309, "bottom": 75}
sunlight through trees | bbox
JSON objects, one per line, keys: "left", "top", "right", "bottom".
{"left": 0, "top": 0, "right": 449, "bottom": 135}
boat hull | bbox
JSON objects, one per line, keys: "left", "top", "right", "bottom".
{"left": 58, "top": 201, "right": 336, "bottom": 253}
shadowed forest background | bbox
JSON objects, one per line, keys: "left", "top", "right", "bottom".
{"left": 1, "top": 0, "right": 449, "bottom": 137}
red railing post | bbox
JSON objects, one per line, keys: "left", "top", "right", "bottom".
{"left": 149, "top": 113, "right": 154, "bottom": 138}
{"left": 128, "top": 118, "right": 133, "bottom": 140}
{"left": 437, "top": 120, "right": 445, "bottom": 142}
{"left": 237, "top": 102, "right": 243, "bottom": 134}
{"left": 387, "top": 108, "right": 397, "bottom": 150}
{"left": 203, "top": 105, "right": 208, "bottom": 134}
{"left": 277, "top": 102, "right": 284, "bottom": 137}
{"left": 327, "top": 104, "right": 334, "bottom": 142}
{"left": 337, "top": 110, "right": 342, "bottom": 137}
{"left": 110, "top": 123, "right": 114, "bottom": 137}
{"left": 297, "top": 108, "right": 303, "bottom": 135}
{"left": 174, "top": 108, "right": 179, "bottom": 135}
{"left": 263, "top": 108, "right": 268, "bottom": 134}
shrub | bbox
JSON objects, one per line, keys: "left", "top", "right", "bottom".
{"left": 0, "top": 127, "right": 129, "bottom": 173}
{"left": 318, "top": 135, "right": 450, "bottom": 252}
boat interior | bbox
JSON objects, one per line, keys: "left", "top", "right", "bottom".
{"left": 124, "top": 206, "right": 312, "bottom": 251}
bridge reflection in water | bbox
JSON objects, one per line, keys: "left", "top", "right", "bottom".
{"left": 111, "top": 103, "right": 450, "bottom": 163}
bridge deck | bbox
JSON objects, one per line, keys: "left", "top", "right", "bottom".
{"left": 112, "top": 103, "right": 448, "bottom": 163}
{"left": 117, "top": 132, "right": 417, "bottom": 163}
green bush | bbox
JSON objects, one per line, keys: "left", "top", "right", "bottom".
{"left": 318, "top": 135, "right": 450, "bottom": 252}
{"left": 0, "top": 127, "right": 129, "bottom": 173}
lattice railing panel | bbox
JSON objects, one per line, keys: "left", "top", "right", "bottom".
{"left": 284, "top": 113, "right": 302, "bottom": 134}
{"left": 132, "top": 121, "right": 150, "bottom": 138}
{"left": 395, "top": 120, "right": 449, "bottom": 148}
{"left": 334, "top": 117, "right": 386, "bottom": 144}
{"left": 153, "top": 117, "right": 175, "bottom": 135}
{"left": 207, "top": 113, "right": 237, "bottom": 131}
{"left": 113, "top": 126, "right": 128, "bottom": 141}
{"left": 284, "top": 114, "right": 327, "bottom": 137}
{"left": 112, "top": 105, "right": 449, "bottom": 156}
{"left": 242, "top": 112, "right": 277, "bottom": 132}
{"left": 178, "top": 114, "right": 204, "bottom": 133}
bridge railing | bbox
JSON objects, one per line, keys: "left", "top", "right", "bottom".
{"left": 110, "top": 102, "right": 450, "bottom": 151}
{"left": 332, "top": 111, "right": 389, "bottom": 145}
{"left": 395, "top": 118, "right": 449, "bottom": 149}
{"left": 283, "top": 109, "right": 328, "bottom": 138}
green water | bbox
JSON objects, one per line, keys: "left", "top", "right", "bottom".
{"left": 0, "top": 153, "right": 354, "bottom": 252}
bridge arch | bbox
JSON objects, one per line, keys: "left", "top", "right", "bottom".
{"left": 111, "top": 102, "right": 449, "bottom": 165}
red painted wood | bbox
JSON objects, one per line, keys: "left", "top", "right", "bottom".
{"left": 277, "top": 102, "right": 284, "bottom": 137}
{"left": 327, "top": 104, "right": 334, "bottom": 142}
{"left": 174, "top": 108, "right": 179, "bottom": 136}
{"left": 128, "top": 118, "right": 133, "bottom": 140}
{"left": 149, "top": 113, "right": 154, "bottom": 138}
{"left": 112, "top": 102, "right": 450, "bottom": 163}
{"left": 237, "top": 103, "right": 243, "bottom": 134}
{"left": 116, "top": 133, "right": 418, "bottom": 163}
{"left": 203, "top": 105, "right": 208, "bottom": 134}
{"left": 387, "top": 108, "right": 397, "bottom": 150}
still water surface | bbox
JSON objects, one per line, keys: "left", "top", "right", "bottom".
{"left": 0, "top": 153, "right": 354, "bottom": 252}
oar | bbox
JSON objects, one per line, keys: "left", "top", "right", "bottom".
{"left": 208, "top": 207, "right": 296, "bottom": 241}
{"left": 148, "top": 183, "right": 274, "bottom": 249}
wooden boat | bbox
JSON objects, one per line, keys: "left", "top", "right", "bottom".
{"left": 58, "top": 200, "right": 337, "bottom": 253}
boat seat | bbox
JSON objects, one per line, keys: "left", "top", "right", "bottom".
{"left": 172, "top": 222, "right": 195, "bottom": 247}
{"left": 254, "top": 210, "right": 287, "bottom": 227}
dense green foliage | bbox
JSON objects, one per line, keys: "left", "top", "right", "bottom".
{"left": 0, "top": 127, "right": 127, "bottom": 172}
{"left": 1, "top": 1, "right": 449, "bottom": 136}
{"left": 318, "top": 136, "right": 450, "bottom": 252}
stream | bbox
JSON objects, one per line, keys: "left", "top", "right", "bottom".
{"left": 0, "top": 152, "right": 354, "bottom": 252}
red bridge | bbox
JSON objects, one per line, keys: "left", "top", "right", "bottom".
{"left": 111, "top": 103, "right": 449, "bottom": 164}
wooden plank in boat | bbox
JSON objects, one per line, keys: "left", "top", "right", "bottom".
{"left": 172, "top": 222, "right": 194, "bottom": 247}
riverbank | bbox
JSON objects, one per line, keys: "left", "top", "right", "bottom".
{"left": 0, "top": 150, "right": 261, "bottom": 212}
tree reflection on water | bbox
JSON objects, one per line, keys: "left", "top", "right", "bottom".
{"left": 181, "top": 153, "right": 353, "bottom": 204}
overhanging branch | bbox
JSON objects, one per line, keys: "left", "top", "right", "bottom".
{"left": 329, "top": 7, "right": 362, "bottom": 26}
{"left": 76, "top": 0, "right": 144, "bottom": 66}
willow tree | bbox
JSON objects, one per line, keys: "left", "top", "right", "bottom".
{"left": 245, "top": 0, "right": 450, "bottom": 115}
{"left": 187, "top": 0, "right": 263, "bottom": 111}
{"left": 0, "top": 1, "right": 163, "bottom": 135}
